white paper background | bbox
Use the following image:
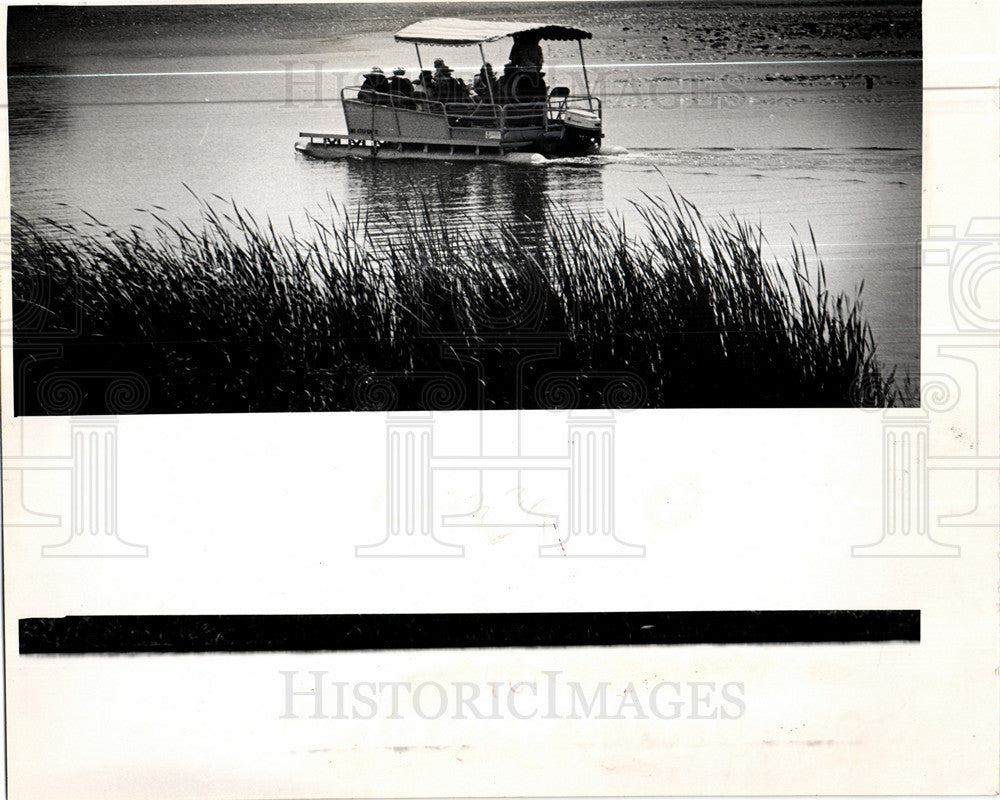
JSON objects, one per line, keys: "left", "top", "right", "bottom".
{"left": 2, "top": 0, "right": 998, "bottom": 796}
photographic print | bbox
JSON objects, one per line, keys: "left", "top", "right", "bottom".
{"left": 9, "top": 0, "right": 921, "bottom": 413}
{"left": 3, "top": 2, "right": 998, "bottom": 799}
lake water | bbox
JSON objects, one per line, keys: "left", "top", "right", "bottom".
{"left": 7, "top": 1, "right": 922, "bottom": 382}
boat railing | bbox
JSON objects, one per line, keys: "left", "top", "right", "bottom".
{"left": 500, "top": 102, "right": 549, "bottom": 130}
{"left": 342, "top": 86, "right": 600, "bottom": 135}
{"left": 343, "top": 86, "right": 466, "bottom": 117}
{"left": 554, "top": 95, "right": 602, "bottom": 119}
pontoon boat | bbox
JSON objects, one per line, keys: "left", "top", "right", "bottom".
{"left": 296, "top": 18, "right": 603, "bottom": 163}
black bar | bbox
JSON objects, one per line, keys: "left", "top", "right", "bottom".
{"left": 19, "top": 611, "right": 919, "bottom": 655}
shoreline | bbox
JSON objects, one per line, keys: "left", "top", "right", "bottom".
{"left": 7, "top": 1, "right": 921, "bottom": 66}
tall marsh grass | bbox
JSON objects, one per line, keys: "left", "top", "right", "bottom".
{"left": 12, "top": 194, "right": 899, "bottom": 414}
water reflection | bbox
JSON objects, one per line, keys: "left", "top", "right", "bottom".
{"left": 342, "top": 158, "right": 603, "bottom": 242}
{"left": 336, "top": 158, "right": 608, "bottom": 409}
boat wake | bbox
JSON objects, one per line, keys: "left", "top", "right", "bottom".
{"left": 542, "top": 145, "right": 632, "bottom": 167}
{"left": 544, "top": 144, "right": 919, "bottom": 175}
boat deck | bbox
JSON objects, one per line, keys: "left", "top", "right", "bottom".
{"left": 295, "top": 135, "right": 549, "bottom": 163}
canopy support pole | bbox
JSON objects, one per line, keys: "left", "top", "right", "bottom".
{"left": 414, "top": 43, "right": 423, "bottom": 72}
{"left": 578, "top": 39, "right": 594, "bottom": 111}
{"left": 478, "top": 43, "right": 498, "bottom": 122}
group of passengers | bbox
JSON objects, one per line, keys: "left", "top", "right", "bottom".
{"left": 357, "top": 33, "right": 549, "bottom": 108}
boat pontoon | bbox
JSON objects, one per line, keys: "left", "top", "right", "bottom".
{"left": 296, "top": 17, "right": 603, "bottom": 163}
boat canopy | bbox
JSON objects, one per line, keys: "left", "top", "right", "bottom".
{"left": 394, "top": 18, "right": 592, "bottom": 47}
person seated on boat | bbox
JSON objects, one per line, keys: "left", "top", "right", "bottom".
{"left": 500, "top": 64, "right": 547, "bottom": 104}
{"left": 473, "top": 62, "right": 499, "bottom": 104}
{"left": 455, "top": 75, "right": 473, "bottom": 102}
{"left": 509, "top": 32, "right": 544, "bottom": 69}
{"left": 388, "top": 67, "right": 415, "bottom": 109}
{"left": 358, "top": 66, "right": 390, "bottom": 104}
{"left": 500, "top": 66, "right": 548, "bottom": 126}
{"left": 497, "top": 62, "right": 517, "bottom": 104}
{"left": 432, "top": 64, "right": 468, "bottom": 104}
{"left": 411, "top": 69, "right": 435, "bottom": 106}
{"left": 524, "top": 68, "right": 548, "bottom": 100}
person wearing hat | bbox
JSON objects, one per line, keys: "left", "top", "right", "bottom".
{"left": 473, "top": 62, "right": 499, "bottom": 104}
{"left": 358, "top": 66, "right": 389, "bottom": 103}
{"left": 388, "top": 66, "right": 415, "bottom": 108}
{"left": 410, "top": 69, "right": 434, "bottom": 105}
{"left": 509, "top": 32, "right": 543, "bottom": 69}
{"left": 432, "top": 60, "right": 463, "bottom": 103}
{"left": 498, "top": 62, "right": 518, "bottom": 104}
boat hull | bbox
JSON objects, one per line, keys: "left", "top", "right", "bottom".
{"left": 299, "top": 97, "right": 602, "bottom": 161}
{"left": 295, "top": 139, "right": 548, "bottom": 164}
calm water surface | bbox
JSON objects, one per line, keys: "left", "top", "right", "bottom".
{"left": 7, "top": 2, "right": 922, "bottom": 380}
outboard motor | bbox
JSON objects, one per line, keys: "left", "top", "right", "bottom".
{"left": 558, "top": 107, "right": 603, "bottom": 155}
